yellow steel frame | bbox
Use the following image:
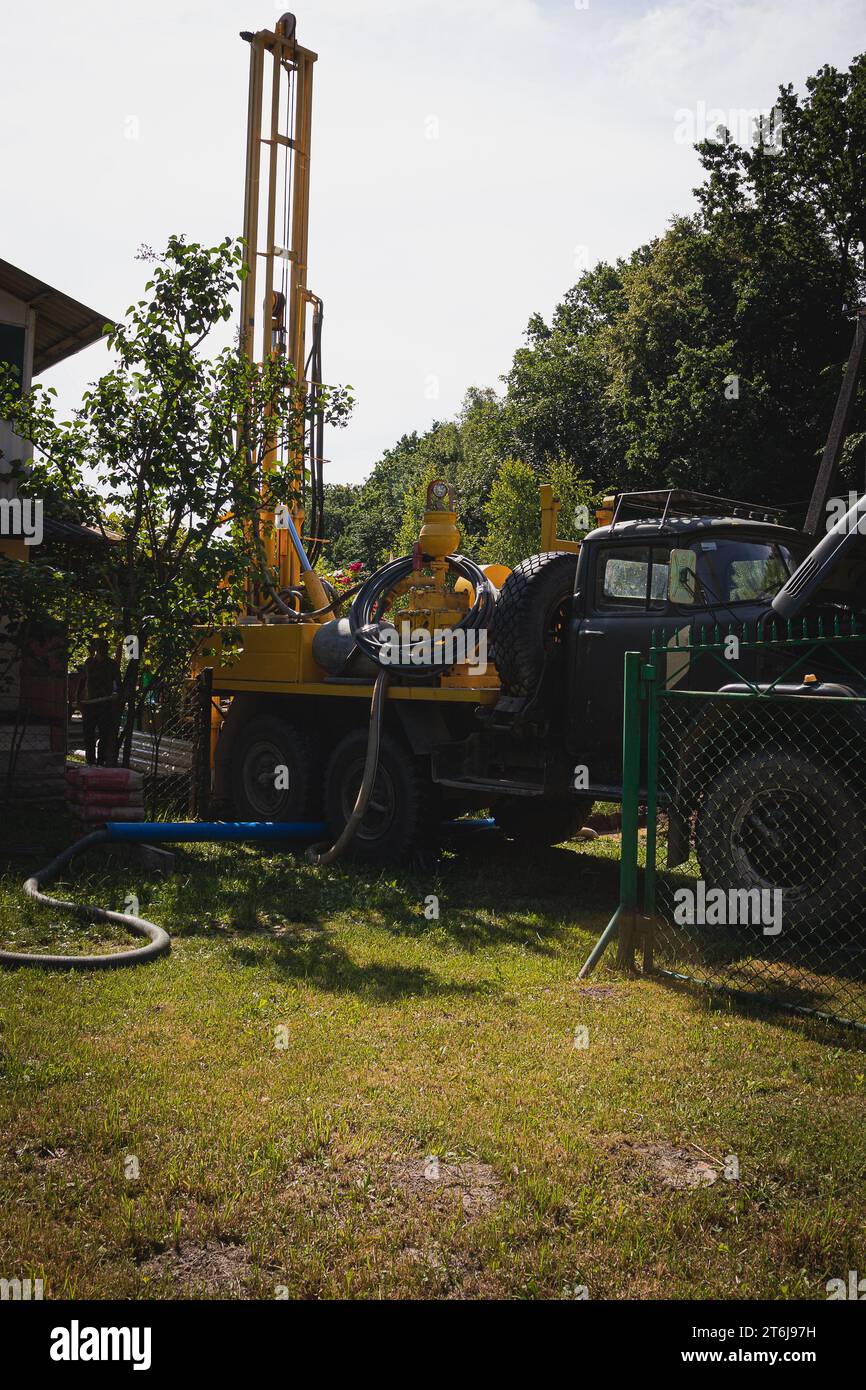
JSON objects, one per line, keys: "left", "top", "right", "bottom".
{"left": 195, "top": 16, "right": 501, "bottom": 714}
{"left": 539, "top": 484, "right": 581, "bottom": 554}
{"left": 241, "top": 14, "right": 317, "bottom": 597}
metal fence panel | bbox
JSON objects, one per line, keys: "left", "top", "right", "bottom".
{"left": 67, "top": 671, "right": 212, "bottom": 821}
{"left": 609, "top": 623, "right": 866, "bottom": 1031}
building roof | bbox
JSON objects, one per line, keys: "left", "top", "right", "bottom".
{"left": 0, "top": 260, "right": 113, "bottom": 374}
{"left": 43, "top": 516, "right": 122, "bottom": 547}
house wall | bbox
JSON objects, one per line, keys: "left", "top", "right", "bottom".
{"left": 0, "top": 286, "right": 36, "bottom": 531}
{"left": 0, "top": 290, "right": 68, "bottom": 815}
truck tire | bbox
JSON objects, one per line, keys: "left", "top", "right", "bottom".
{"left": 696, "top": 751, "right": 865, "bottom": 934}
{"left": 324, "top": 728, "right": 438, "bottom": 861}
{"left": 489, "top": 551, "right": 577, "bottom": 696}
{"left": 230, "top": 713, "right": 318, "bottom": 820}
{"left": 494, "top": 795, "right": 594, "bottom": 846}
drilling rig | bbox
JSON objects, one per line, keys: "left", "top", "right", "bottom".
{"left": 194, "top": 13, "right": 866, "bottom": 874}
{"left": 194, "top": 13, "right": 513, "bottom": 860}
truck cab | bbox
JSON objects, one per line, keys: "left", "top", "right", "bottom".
{"left": 566, "top": 498, "right": 812, "bottom": 791}
{"left": 442, "top": 489, "right": 816, "bottom": 822}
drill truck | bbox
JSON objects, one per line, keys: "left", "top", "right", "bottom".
{"left": 194, "top": 16, "right": 866, "bottom": 930}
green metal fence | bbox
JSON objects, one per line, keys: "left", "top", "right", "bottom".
{"left": 583, "top": 619, "right": 866, "bottom": 1031}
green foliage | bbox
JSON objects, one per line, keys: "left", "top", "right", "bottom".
{"left": 5, "top": 50, "right": 864, "bottom": 695}
{"left": 504, "top": 261, "right": 625, "bottom": 480}
{"left": 545, "top": 458, "right": 601, "bottom": 542}
{"left": 0, "top": 234, "right": 353, "bottom": 750}
{"left": 395, "top": 422, "right": 463, "bottom": 555}
{"left": 323, "top": 433, "right": 423, "bottom": 570}
{"left": 328, "top": 51, "right": 865, "bottom": 563}
{"left": 483, "top": 460, "right": 541, "bottom": 567}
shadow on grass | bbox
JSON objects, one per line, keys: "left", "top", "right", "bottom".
{"left": 1, "top": 829, "right": 621, "bottom": 997}
{"left": 647, "top": 967, "right": 866, "bottom": 1050}
{"left": 228, "top": 930, "right": 489, "bottom": 999}
{"left": 164, "top": 836, "right": 620, "bottom": 956}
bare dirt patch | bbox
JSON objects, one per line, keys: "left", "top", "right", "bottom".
{"left": 579, "top": 986, "right": 617, "bottom": 1001}
{"left": 387, "top": 1155, "right": 503, "bottom": 1216}
{"left": 138, "top": 1241, "right": 254, "bottom": 1296}
{"left": 15, "top": 1141, "right": 68, "bottom": 1167}
{"left": 609, "top": 1138, "right": 720, "bottom": 1190}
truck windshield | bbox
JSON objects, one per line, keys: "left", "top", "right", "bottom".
{"left": 697, "top": 539, "right": 798, "bottom": 604}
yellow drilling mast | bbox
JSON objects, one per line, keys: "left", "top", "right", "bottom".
{"left": 192, "top": 12, "right": 554, "bottom": 850}
{"left": 239, "top": 12, "right": 327, "bottom": 611}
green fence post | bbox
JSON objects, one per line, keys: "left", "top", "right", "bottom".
{"left": 579, "top": 649, "right": 644, "bottom": 979}
{"left": 616, "top": 650, "right": 642, "bottom": 969}
{"left": 642, "top": 651, "right": 659, "bottom": 973}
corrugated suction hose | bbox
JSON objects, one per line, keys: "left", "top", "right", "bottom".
{"left": 5, "top": 672, "right": 391, "bottom": 966}
{"left": 3, "top": 830, "right": 171, "bottom": 971}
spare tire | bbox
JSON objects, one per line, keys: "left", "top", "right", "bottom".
{"left": 489, "top": 551, "right": 577, "bottom": 696}
{"left": 696, "top": 750, "right": 866, "bottom": 935}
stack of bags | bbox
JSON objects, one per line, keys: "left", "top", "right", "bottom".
{"left": 66, "top": 765, "right": 145, "bottom": 832}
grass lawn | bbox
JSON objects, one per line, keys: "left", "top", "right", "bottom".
{"left": 1, "top": 814, "right": 864, "bottom": 1301}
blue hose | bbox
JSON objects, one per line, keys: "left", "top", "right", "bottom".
{"left": 6, "top": 819, "right": 327, "bottom": 971}
{"left": 105, "top": 818, "right": 496, "bottom": 842}
{"left": 7, "top": 816, "right": 500, "bottom": 972}
{"left": 105, "top": 820, "right": 327, "bottom": 843}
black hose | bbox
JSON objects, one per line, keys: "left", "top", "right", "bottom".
{"left": 305, "top": 297, "right": 325, "bottom": 568}
{"left": 349, "top": 553, "right": 497, "bottom": 675}
{"left": 2, "top": 831, "right": 171, "bottom": 971}
{"left": 306, "top": 670, "right": 390, "bottom": 865}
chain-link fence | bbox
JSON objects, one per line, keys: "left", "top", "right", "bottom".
{"left": 596, "top": 623, "right": 866, "bottom": 1031}
{"left": 68, "top": 670, "right": 212, "bottom": 821}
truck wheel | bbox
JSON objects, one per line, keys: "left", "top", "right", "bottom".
{"left": 696, "top": 751, "right": 865, "bottom": 933}
{"left": 489, "top": 551, "right": 577, "bottom": 695}
{"left": 324, "top": 728, "right": 437, "bottom": 861}
{"left": 230, "top": 713, "right": 318, "bottom": 820}
{"left": 494, "top": 795, "right": 594, "bottom": 846}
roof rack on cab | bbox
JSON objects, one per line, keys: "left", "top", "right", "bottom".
{"left": 607, "top": 489, "right": 788, "bottom": 529}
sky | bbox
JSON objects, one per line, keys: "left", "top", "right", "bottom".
{"left": 1, "top": 0, "right": 861, "bottom": 484}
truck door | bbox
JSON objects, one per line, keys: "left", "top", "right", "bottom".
{"left": 570, "top": 542, "right": 671, "bottom": 786}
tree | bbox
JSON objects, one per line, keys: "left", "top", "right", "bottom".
{"left": 603, "top": 202, "right": 854, "bottom": 502}
{"left": 395, "top": 422, "right": 465, "bottom": 555}
{"left": 483, "top": 459, "right": 542, "bottom": 567}
{"left": 696, "top": 54, "right": 866, "bottom": 309}
{"left": 545, "top": 456, "right": 601, "bottom": 542}
{"left": 504, "top": 260, "right": 625, "bottom": 482}
{"left": 324, "top": 432, "right": 424, "bottom": 570}
{"left": 0, "top": 235, "right": 353, "bottom": 761}
{"left": 230, "top": 50, "right": 866, "bottom": 571}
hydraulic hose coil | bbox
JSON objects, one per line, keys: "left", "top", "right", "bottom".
{"left": 349, "top": 553, "right": 497, "bottom": 675}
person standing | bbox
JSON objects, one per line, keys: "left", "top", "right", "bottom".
{"left": 80, "top": 637, "right": 122, "bottom": 766}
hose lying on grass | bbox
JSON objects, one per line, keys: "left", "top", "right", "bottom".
{"left": 5, "top": 670, "right": 493, "bottom": 970}
{"left": 4, "top": 821, "right": 330, "bottom": 972}
{"left": 3, "top": 830, "right": 171, "bottom": 971}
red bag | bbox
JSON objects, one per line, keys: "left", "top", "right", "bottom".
{"left": 66, "top": 766, "right": 143, "bottom": 791}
